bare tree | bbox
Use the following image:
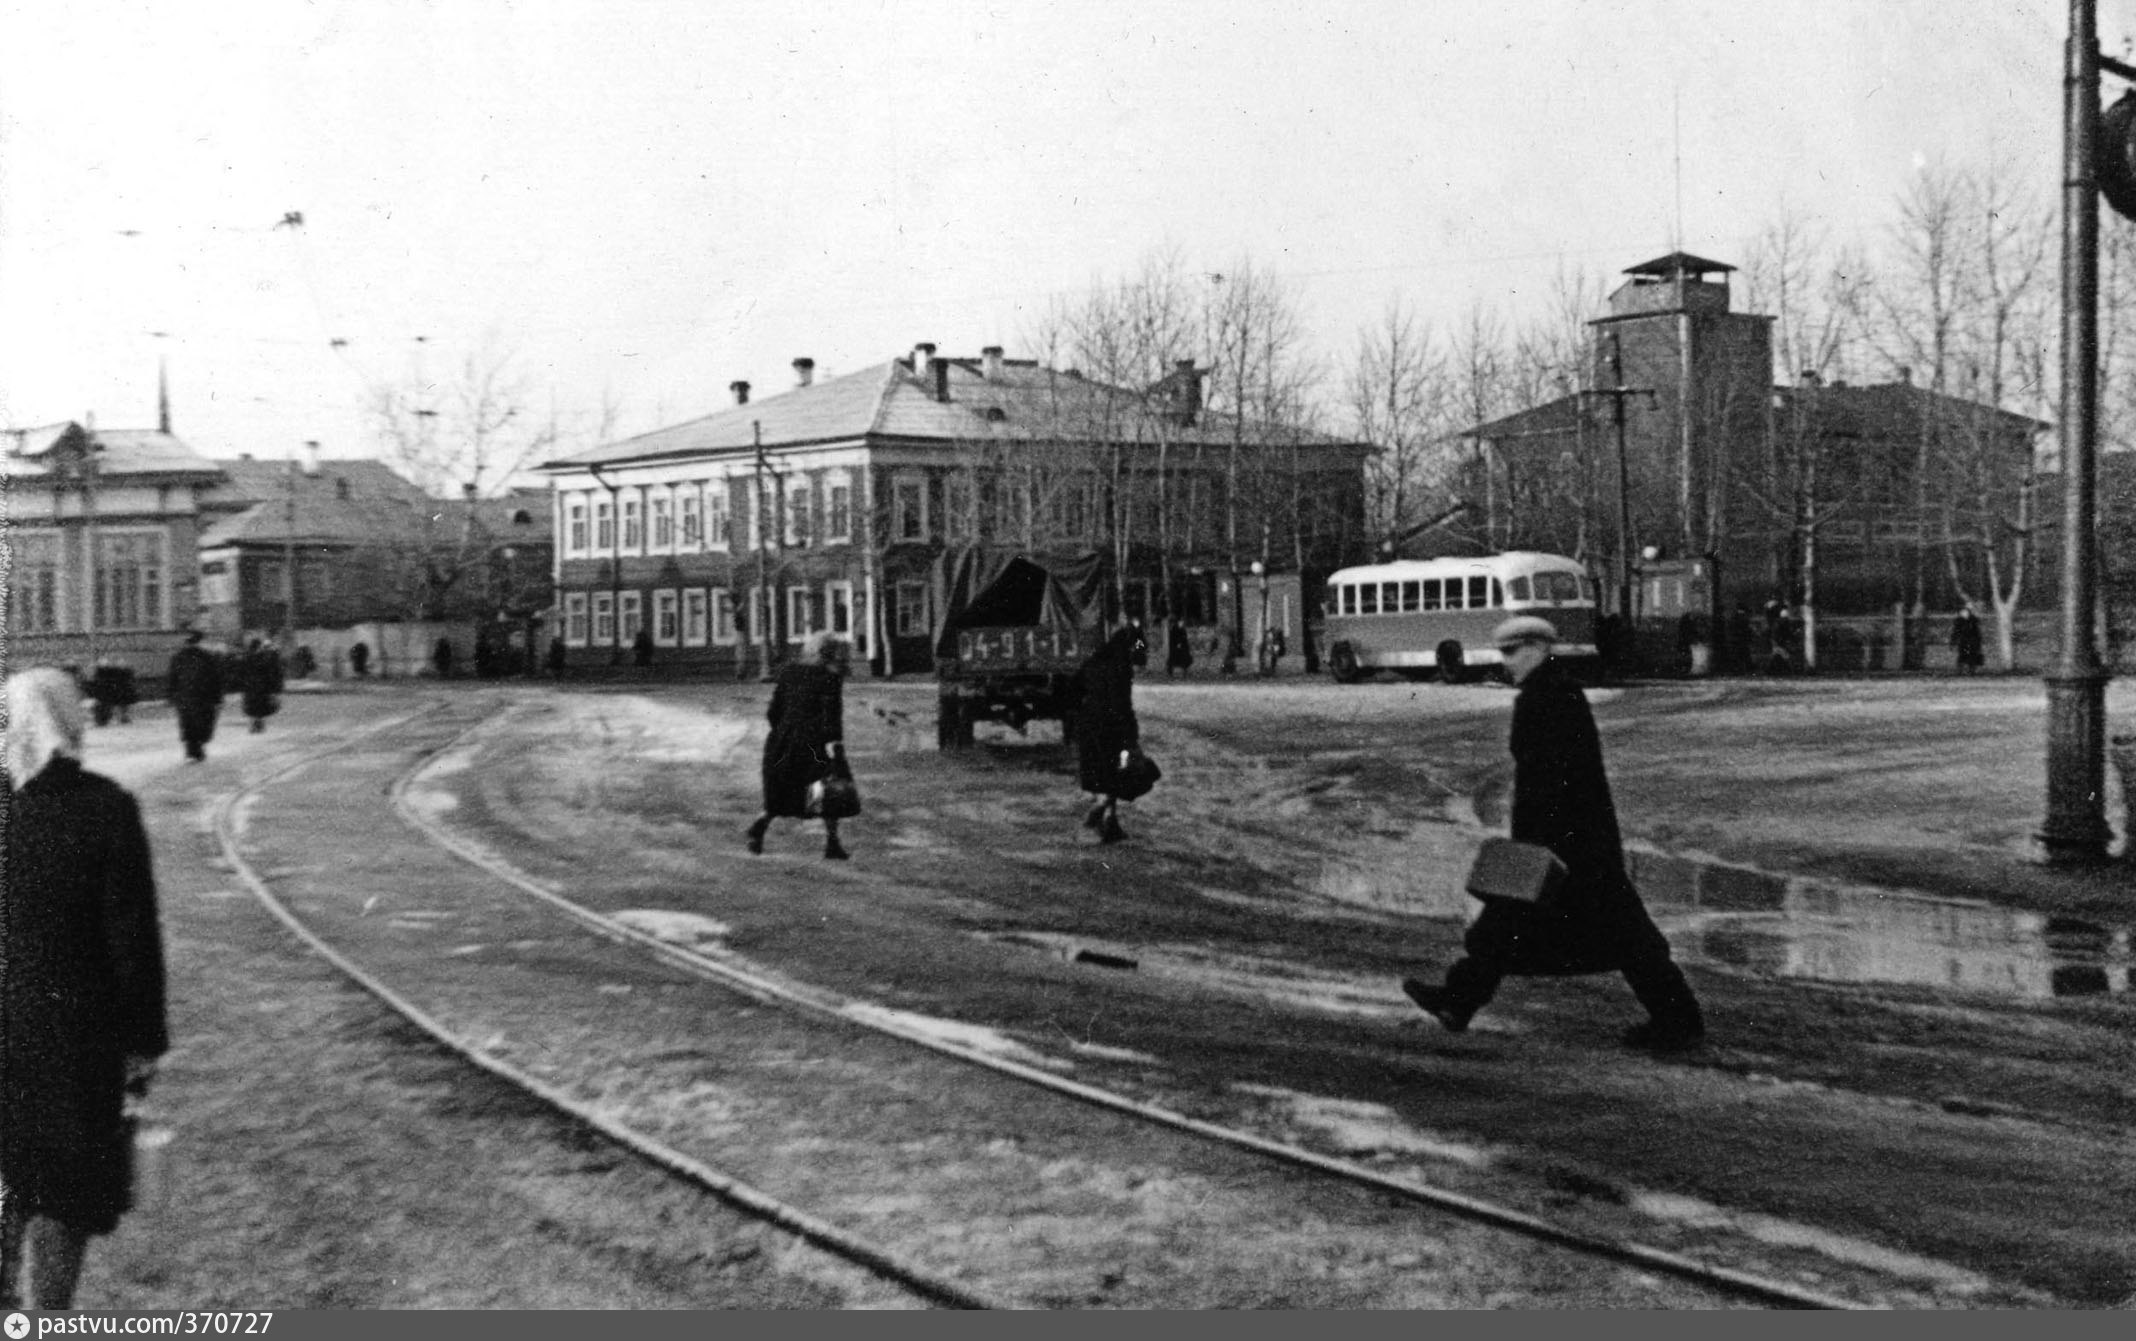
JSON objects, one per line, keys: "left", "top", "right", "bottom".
{"left": 1347, "top": 299, "right": 1453, "bottom": 554}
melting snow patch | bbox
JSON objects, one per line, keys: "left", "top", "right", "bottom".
{"left": 1068, "top": 1041, "right": 1163, "bottom": 1065}
{"left": 421, "top": 751, "right": 474, "bottom": 779}
{"left": 402, "top": 787, "right": 458, "bottom": 818}
{"left": 1233, "top": 1084, "right": 1493, "bottom": 1166}
{"left": 841, "top": 1003, "right": 1066, "bottom": 1070}
{"left": 612, "top": 909, "right": 733, "bottom": 945}
{"left": 1626, "top": 1189, "right": 1992, "bottom": 1288}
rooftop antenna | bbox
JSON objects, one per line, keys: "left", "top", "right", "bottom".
{"left": 1672, "top": 85, "right": 1684, "bottom": 253}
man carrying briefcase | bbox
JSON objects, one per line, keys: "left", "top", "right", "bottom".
{"left": 1402, "top": 616, "right": 1706, "bottom": 1053}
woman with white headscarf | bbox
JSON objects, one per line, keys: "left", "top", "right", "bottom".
{"left": 2, "top": 667, "right": 169, "bottom": 1309}
{"left": 745, "top": 631, "right": 853, "bottom": 860}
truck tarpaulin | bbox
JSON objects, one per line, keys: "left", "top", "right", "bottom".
{"left": 931, "top": 545, "right": 1111, "bottom": 662}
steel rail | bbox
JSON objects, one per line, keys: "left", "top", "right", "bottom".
{"left": 209, "top": 696, "right": 1008, "bottom": 1311}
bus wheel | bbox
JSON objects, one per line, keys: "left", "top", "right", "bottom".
{"left": 1330, "top": 642, "right": 1362, "bottom": 683}
{"left": 1436, "top": 640, "right": 1467, "bottom": 685}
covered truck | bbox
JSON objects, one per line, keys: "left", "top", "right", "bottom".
{"left": 932, "top": 545, "right": 1111, "bottom": 750}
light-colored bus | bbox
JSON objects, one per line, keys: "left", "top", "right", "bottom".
{"left": 1321, "top": 551, "right": 1600, "bottom": 683}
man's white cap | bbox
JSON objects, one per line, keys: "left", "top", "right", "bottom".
{"left": 1492, "top": 615, "right": 1559, "bottom": 649}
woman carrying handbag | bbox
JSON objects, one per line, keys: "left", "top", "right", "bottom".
{"left": 747, "top": 632, "right": 855, "bottom": 860}
{"left": 1069, "top": 623, "right": 1150, "bottom": 844}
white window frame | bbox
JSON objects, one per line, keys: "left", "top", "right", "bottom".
{"left": 707, "top": 482, "right": 731, "bottom": 550}
{"left": 893, "top": 473, "right": 927, "bottom": 542}
{"left": 622, "top": 492, "right": 644, "bottom": 554}
{"left": 651, "top": 489, "right": 674, "bottom": 552}
{"left": 566, "top": 497, "right": 589, "bottom": 556}
{"left": 683, "top": 587, "right": 709, "bottom": 646}
{"left": 894, "top": 580, "right": 930, "bottom": 637}
{"left": 592, "top": 591, "right": 615, "bottom": 645}
{"left": 8, "top": 527, "right": 64, "bottom": 633}
{"left": 679, "top": 489, "right": 702, "bottom": 550}
{"left": 746, "top": 585, "right": 769, "bottom": 645}
{"left": 620, "top": 590, "right": 644, "bottom": 642}
{"left": 654, "top": 588, "right": 680, "bottom": 646}
{"left": 785, "top": 477, "right": 812, "bottom": 548}
{"left": 785, "top": 585, "right": 812, "bottom": 643}
{"left": 825, "top": 472, "right": 852, "bottom": 543}
{"left": 712, "top": 588, "right": 739, "bottom": 646}
{"left": 594, "top": 499, "right": 615, "bottom": 552}
{"left": 94, "top": 527, "right": 168, "bottom": 631}
{"left": 826, "top": 580, "right": 854, "bottom": 639}
{"left": 564, "top": 592, "right": 589, "bottom": 645}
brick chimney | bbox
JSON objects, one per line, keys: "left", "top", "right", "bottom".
{"left": 730, "top": 380, "right": 751, "bottom": 406}
{"left": 934, "top": 356, "right": 951, "bottom": 402}
{"left": 982, "top": 345, "right": 1004, "bottom": 379}
{"left": 911, "top": 342, "right": 937, "bottom": 374}
{"left": 793, "top": 357, "right": 815, "bottom": 388}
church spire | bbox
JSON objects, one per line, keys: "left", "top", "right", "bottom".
{"left": 157, "top": 356, "right": 171, "bottom": 433}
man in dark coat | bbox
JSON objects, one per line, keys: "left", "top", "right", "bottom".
{"left": 1069, "top": 623, "right": 1146, "bottom": 844}
{"left": 164, "top": 631, "right": 224, "bottom": 763}
{"left": 2, "top": 668, "right": 169, "bottom": 1308}
{"left": 746, "top": 631, "right": 852, "bottom": 860}
{"left": 239, "top": 638, "right": 285, "bottom": 733}
{"left": 1950, "top": 601, "right": 1985, "bottom": 673}
{"left": 1403, "top": 616, "right": 1705, "bottom": 1052}
{"left": 1165, "top": 620, "right": 1194, "bottom": 678}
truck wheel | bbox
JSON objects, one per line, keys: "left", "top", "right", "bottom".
{"left": 938, "top": 696, "right": 973, "bottom": 751}
{"left": 1330, "top": 642, "right": 1361, "bottom": 683}
{"left": 1436, "top": 640, "right": 1467, "bottom": 685}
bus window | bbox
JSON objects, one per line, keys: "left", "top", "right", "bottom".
{"left": 1468, "top": 576, "right": 1490, "bottom": 608}
{"left": 1339, "top": 585, "right": 1355, "bottom": 615}
{"left": 1360, "top": 584, "right": 1379, "bottom": 615}
{"left": 1508, "top": 576, "right": 1530, "bottom": 601}
{"left": 1538, "top": 572, "right": 1581, "bottom": 604}
{"left": 1400, "top": 581, "right": 1420, "bottom": 612}
{"left": 1491, "top": 578, "right": 1504, "bottom": 607}
{"left": 1421, "top": 579, "right": 1441, "bottom": 611}
{"left": 1381, "top": 581, "right": 1399, "bottom": 611}
{"left": 1443, "top": 580, "right": 1463, "bottom": 610}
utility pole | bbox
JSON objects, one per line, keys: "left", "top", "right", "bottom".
{"left": 754, "top": 421, "right": 775, "bottom": 682}
{"left": 587, "top": 463, "right": 623, "bottom": 665}
{"left": 2039, "top": 0, "right": 2122, "bottom": 864}
{"left": 1579, "top": 333, "right": 1653, "bottom": 628}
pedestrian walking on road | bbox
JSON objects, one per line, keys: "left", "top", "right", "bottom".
{"left": 348, "top": 640, "right": 370, "bottom": 678}
{"left": 1069, "top": 622, "right": 1146, "bottom": 844}
{"left": 1165, "top": 620, "right": 1194, "bottom": 678}
{"left": 1950, "top": 602, "right": 1985, "bottom": 674}
{"left": 239, "top": 638, "right": 285, "bottom": 733}
{"left": 1, "top": 668, "right": 170, "bottom": 1310}
{"left": 164, "top": 630, "right": 224, "bottom": 763}
{"left": 746, "top": 631, "right": 853, "bottom": 861}
{"left": 432, "top": 637, "right": 454, "bottom": 680}
{"left": 633, "top": 626, "right": 655, "bottom": 670}
{"left": 1402, "top": 616, "right": 1706, "bottom": 1053}
{"left": 87, "top": 658, "right": 138, "bottom": 727}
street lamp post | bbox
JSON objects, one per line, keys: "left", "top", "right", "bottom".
{"left": 1250, "top": 558, "right": 1270, "bottom": 675}
{"left": 2040, "top": 0, "right": 2116, "bottom": 864}
{"left": 587, "top": 464, "right": 623, "bottom": 666}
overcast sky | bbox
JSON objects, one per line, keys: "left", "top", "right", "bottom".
{"left": 3, "top": 0, "right": 2128, "bottom": 477}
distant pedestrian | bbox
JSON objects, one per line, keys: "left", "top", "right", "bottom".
{"left": 87, "top": 658, "right": 137, "bottom": 727}
{"left": 746, "top": 631, "right": 853, "bottom": 861}
{"left": 348, "top": 640, "right": 370, "bottom": 678}
{"left": 1069, "top": 622, "right": 1147, "bottom": 844}
{"left": 1725, "top": 604, "right": 1754, "bottom": 674}
{"left": 633, "top": 626, "right": 655, "bottom": 669}
{"left": 546, "top": 636, "right": 567, "bottom": 677}
{"left": 1951, "top": 602, "right": 1985, "bottom": 674}
{"left": 2, "top": 668, "right": 170, "bottom": 1310}
{"left": 164, "top": 631, "right": 223, "bottom": 763}
{"left": 1166, "top": 620, "right": 1194, "bottom": 678}
{"left": 239, "top": 638, "right": 285, "bottom": 733}
{"left": 1402, "top": 616, "right": 1706, "bottom": 1053}
{"left": 1266, "top": 626, "right": 1288, "bottom": 673}
{"left": 432, "top": 637, "right": 454, "bottom": 679}
{"left": 290, "top": 645, "right": 317, "bottom": 680}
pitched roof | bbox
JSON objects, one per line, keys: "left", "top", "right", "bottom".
{"left": 1775, "top": 380, "right": 2050, "bottom": 442}
{"left": 198, "top": 457, "right": 439, "bottom": 547}
{"left": 1623, "top": 251, "right": 1737, "bottom": 277}
{"left": 542, "top": 353, "right": 1362, "bottom": 470}
{"left": 2, "top": 422, "right": 225, "bottom": 480}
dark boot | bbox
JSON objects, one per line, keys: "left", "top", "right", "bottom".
{"left": 1099, "top": 814, "right": 1127, "bottom": 844}
{"left": 823, "top": 837, "right": 850, "bottom": 861}
{"left": 1083, "top": 800, "right": 1108, "bottom": 831}
{"left": 1401, "top": 977, "right": 1474, "bottom": 1033}
{"left": 745, "top": 817, "right": 769, "bottom": 855}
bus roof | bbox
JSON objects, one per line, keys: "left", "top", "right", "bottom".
{"left": 1325, "top": 551, "right": 1587, "bottom": 585}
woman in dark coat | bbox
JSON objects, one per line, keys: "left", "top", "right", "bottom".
{"left": 239, "top": 638, "right": 284, "bottom": 733}
{"left": 1165, "top": 620, "right": 1194, "bottom": 678}
{"left": 2, "top": 668, "right": 170, "bottom": 1309}
{"left": 746, "top": 631, "right": 851, "bottom": 860}
{"left": 1069, "top": 623, "right": 1146, "bottom": 844}
{"left": 1402, "top": 617, "right": 1705, "bottom": 1052}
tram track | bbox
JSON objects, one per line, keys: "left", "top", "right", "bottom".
{"left": 196, "top": 692, "right": 1931, "bottom": 1308}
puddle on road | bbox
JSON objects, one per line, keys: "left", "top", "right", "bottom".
{"left": 1314, "top": 835, "right": 2134, "bottom": 1003}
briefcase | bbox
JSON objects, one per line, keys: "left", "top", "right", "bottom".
{"left": 1463, "top": 837, "right": 1567, "bottom": 904}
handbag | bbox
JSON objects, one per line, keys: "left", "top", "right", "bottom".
{"left": 1113, "top": 747, "right": 1162, "bottom": 802}
{"left": 1463, "top": 837, "right": 1568, "bottom": 904}
{"left": 805, "top": 774, "right": 862, "bottom": 820}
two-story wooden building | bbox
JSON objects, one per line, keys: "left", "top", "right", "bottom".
{"left": 538, "top": 345, "right": 1372, "bottom": 674}
{"left": 3, "top": 417, "right": 230, "bottom": 678}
